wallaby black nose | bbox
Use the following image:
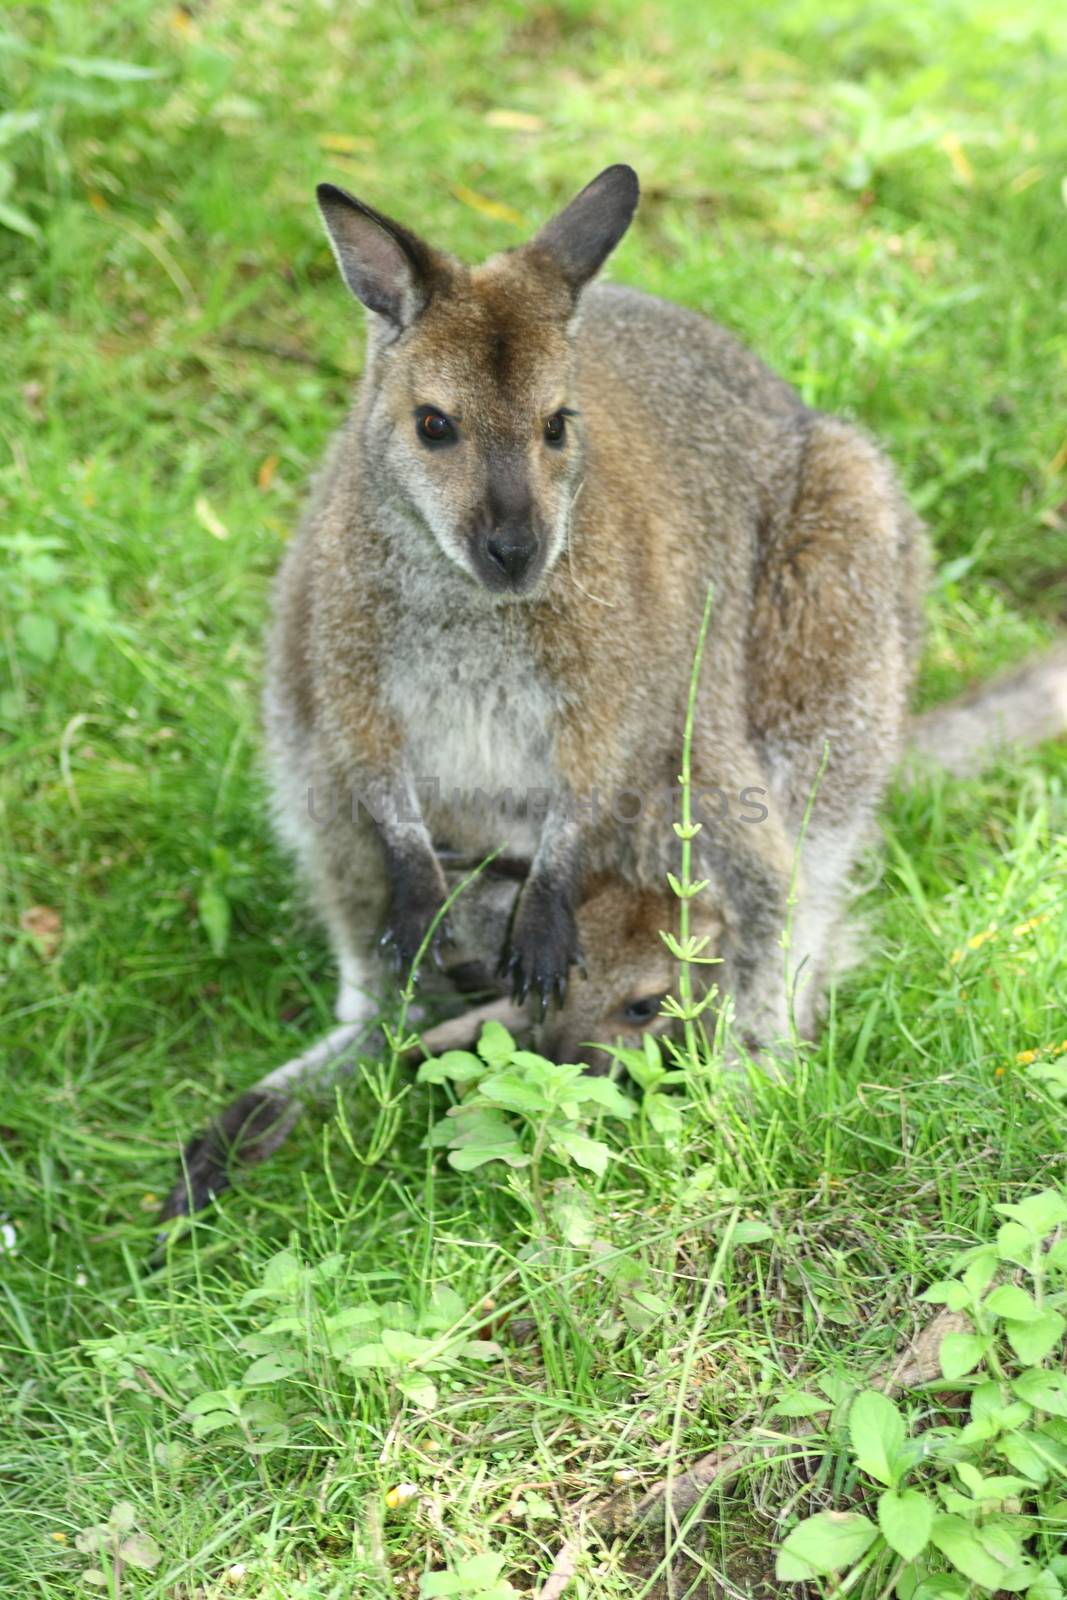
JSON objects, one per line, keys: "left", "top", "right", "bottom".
{"left": 486, "top": 532, "right": 536, "bottom": 585}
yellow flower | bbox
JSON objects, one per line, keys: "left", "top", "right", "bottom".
{"left": 1015, "top": 1050, "right": 1039, "bottom": 1065}
{"left": 950, "top": 927, "right": 997, "bottom": 963}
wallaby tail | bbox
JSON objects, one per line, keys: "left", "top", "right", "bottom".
{"left": 907, "top": 643, "right": 1067, "bottom": 780}
{"left": 157, "top": 996, "right": 523, "bottom": 1230}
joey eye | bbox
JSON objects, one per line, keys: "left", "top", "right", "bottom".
{"left": 622, "top": 993, "right": 667, "bottom": 1026}
{"left": 543, "top": 410, "right": 568, "bottom": 447}
{"left": 416, "top": 407, "right": 457, "bottom": 447}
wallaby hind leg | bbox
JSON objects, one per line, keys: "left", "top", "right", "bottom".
{"left": 270, "top": 745, "right": 392, "bottom": 1023}
{"left": 306, "top": 819, "right": 390, "bottom": 1023}
{"left": 747, "top": 415, "right": 926, "bottom": 1032}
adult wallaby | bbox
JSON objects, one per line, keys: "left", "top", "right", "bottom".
{"left": 266, "top": 163, "right": 926, "bottom": 1052}
{"left": 162, "top": 646, "right": 1067, "bottom": 1221}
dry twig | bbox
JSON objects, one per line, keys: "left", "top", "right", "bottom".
{"left": 538, "top": 1308, "right": 968, "bottom": 1597}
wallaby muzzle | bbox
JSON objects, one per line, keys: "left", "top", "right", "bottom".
{"left": 469, "top": 457, "right": 546, "bottom": 593}
{"left": 474, "top": 524, "right": 542, "bottom": 593}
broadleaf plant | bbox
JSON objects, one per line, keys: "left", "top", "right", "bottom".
{"left": 418, "top": 1021, "right": 636, "bottom": 1192}
{"left": 775, "top": 1185, "right": 1067, "bottom": 1596}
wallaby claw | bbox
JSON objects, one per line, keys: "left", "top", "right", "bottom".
{"left": 500, "top": 909, "right": 581, "bottom": 1016}
{"left": 379, "top": 903, "right": 452, "bottom": 980}
{"left": 498, "top": 948, "right": 530, "bottom": 1006}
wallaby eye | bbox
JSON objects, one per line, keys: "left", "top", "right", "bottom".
{"left": 543, "top": 411, "right": 567, "bottom": 447}
{"left": 622, "top": 993, "right": 667, "bottom": 1026}
{"left": 416, "top": 407, "right": 457, "bottom": 447}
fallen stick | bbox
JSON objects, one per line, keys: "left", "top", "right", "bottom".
{"left": 159, "top": 996, "right": 526, "bottom": 1222}
{"left": 537, "top": 1307, "right": 968, "bottom": 1598}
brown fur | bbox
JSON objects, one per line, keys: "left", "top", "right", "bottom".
{"left": 540, "top": 877, "right": 723, "bottom": 1067}
{"left": 158, "top": 174, "right": 1067, "bottom": 1218}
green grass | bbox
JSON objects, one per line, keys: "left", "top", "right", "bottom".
{"left": 2, "top": 0, "right": 1067, "bottom": 1595}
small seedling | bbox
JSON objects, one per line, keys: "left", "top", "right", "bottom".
{"left": 191, "top": 1246, "right": 504, "bottom": 1439}
{"left": 419, "top": 1551, "right": 518, "bottom": 1599}
{"left": 595, "top": 1030, "right": 690, "bottom": 1146}
{"left": 74, "top": 1502, "right": 161, "bottom": 1589}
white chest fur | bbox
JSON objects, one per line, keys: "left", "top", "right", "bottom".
{"left": 381, "top": 600, "right": 558, "bottom": 852}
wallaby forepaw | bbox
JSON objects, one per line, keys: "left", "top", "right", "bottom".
{"left": 501, "top": 887, "right": 582, "bottom": 1018}
{"left": 379, "top": 900, "right": 453, "bottom": 977}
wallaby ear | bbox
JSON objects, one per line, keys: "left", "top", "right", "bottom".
{"left": 527, "top": 164, "right": 639, "bottom": 298}
{"left": 316, "top": 183, "right": 440, "bottom": 327}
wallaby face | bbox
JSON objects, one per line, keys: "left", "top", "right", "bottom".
{"left": 355, "top": 261, "right": 577, "bottom": 598}
{"left": 316, "top": 167, "right": 639, "bottom": 597}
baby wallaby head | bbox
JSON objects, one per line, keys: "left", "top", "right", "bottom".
{"left": 316, "top": 165, "right": 639, "bottom": 596}
{"left": 538, "top": 878, "right": 725, "bottom": 1071}
{"left": 438, "top": 856, "right": 724, "bottom": 1072}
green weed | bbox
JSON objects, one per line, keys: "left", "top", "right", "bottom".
{"left": 2, "top": 0, "right": 1067, "bottom": 1594}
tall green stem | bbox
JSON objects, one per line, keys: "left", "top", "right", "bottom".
{"left": 672, "top": 584, "right": 715, "bottom": 1063}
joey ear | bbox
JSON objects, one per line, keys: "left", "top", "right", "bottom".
{"left": 527, "top": 164, "right": 639, "bottom": 298}
{"left": 316, "top": 183, "right": 441, "bottom": 327}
